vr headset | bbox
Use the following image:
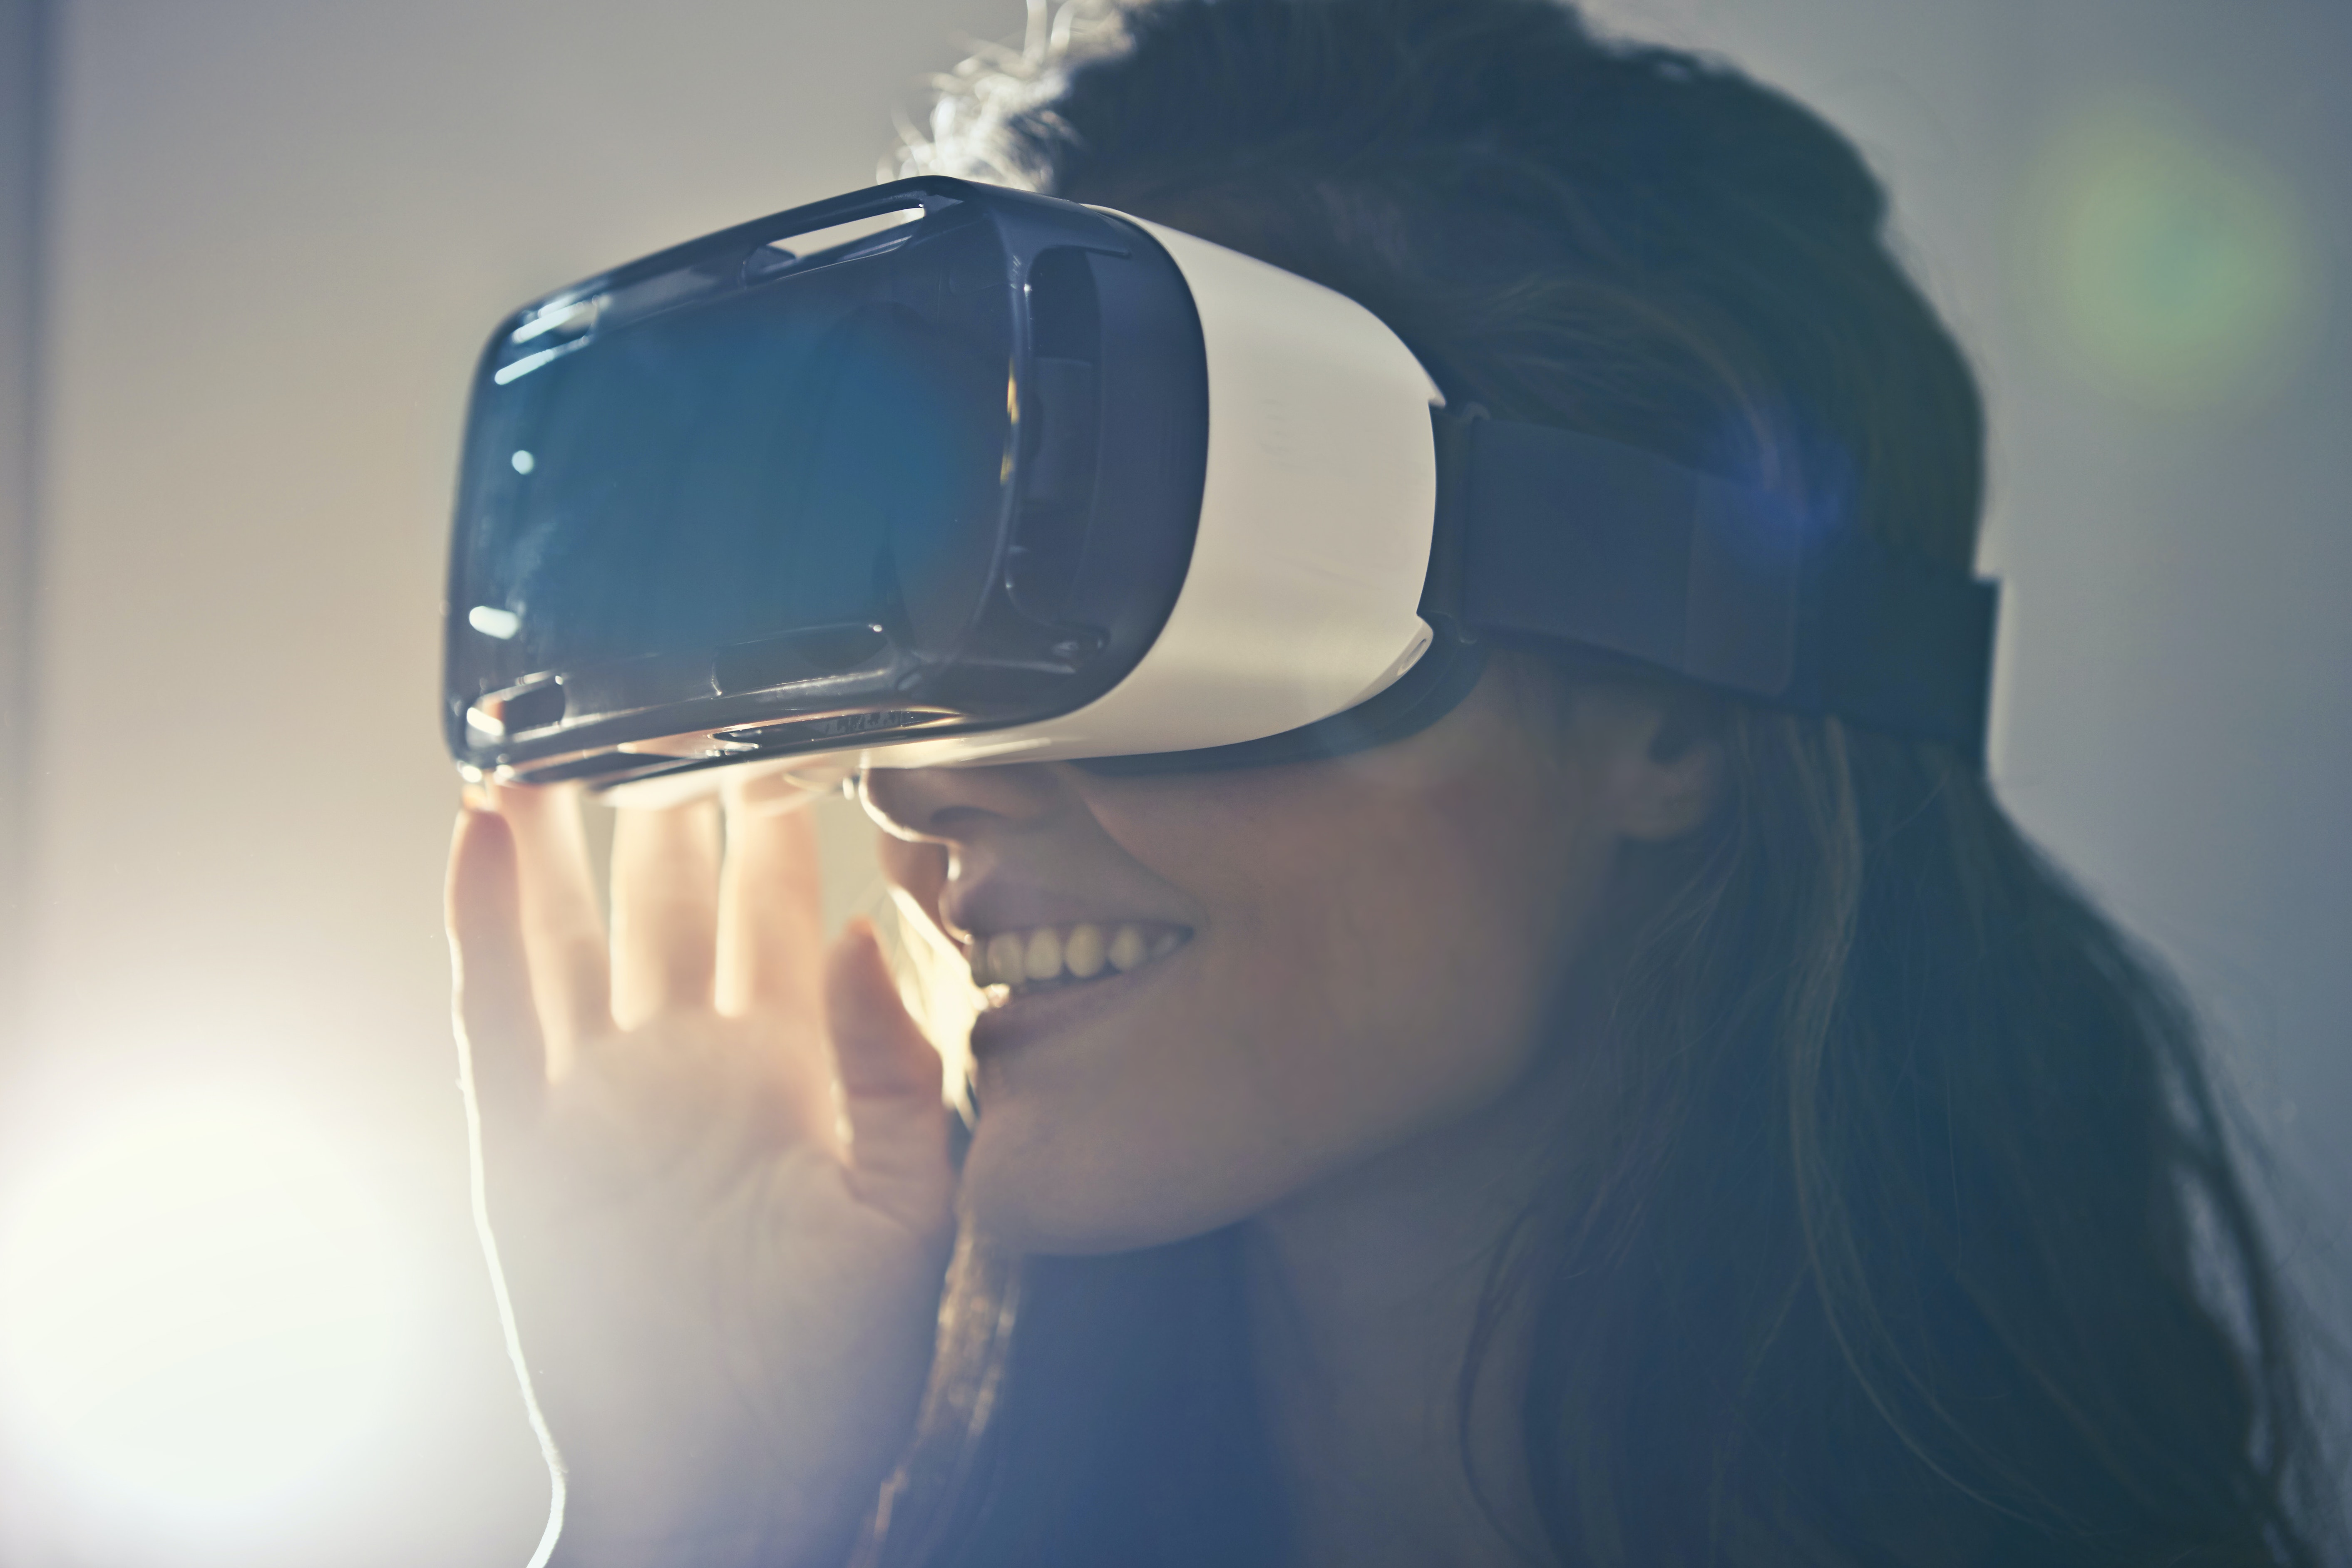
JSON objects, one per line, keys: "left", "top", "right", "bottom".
{"left": 445, "top": 176, "right": 1996, "bottom": 798}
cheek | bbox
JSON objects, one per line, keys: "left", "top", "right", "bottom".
{"left": 1235, "top": 770, "right": 1584, "bottom": 1149}
{"left": 961, "top": 756, "right": 1601, "bottom": 1254}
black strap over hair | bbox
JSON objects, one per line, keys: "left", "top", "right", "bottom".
{"left": 1079, "top": 409, "right": 1996, "bottom": 777}
{"left": 1437, "top": 410, "right": 1998, "bottom": 761}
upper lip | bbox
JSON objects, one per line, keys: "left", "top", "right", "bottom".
{"left": 939, "top": 875, "right": 1192, "bottom": 948}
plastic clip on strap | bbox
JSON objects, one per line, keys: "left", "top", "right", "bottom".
{"left": 1436, "top": 410, "right": 1998, "bottom": 762}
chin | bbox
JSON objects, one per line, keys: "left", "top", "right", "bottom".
{"left": 959, "top": 1108, "right": 1286, "bottom": 1256}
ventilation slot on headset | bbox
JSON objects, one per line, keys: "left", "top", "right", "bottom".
{"left": 743, "top": 207, "right": 925, "bottom": 282}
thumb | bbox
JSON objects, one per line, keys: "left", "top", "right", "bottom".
{"left": 824, "top": 918, "right": 954, "bottom": 1238}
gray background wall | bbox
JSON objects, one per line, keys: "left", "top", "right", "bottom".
{"left": 0, "top": 2, "right": 2342, "bottom": 1564}
{"left": 0, "top": 0, "right": 42, "bottom": 1057}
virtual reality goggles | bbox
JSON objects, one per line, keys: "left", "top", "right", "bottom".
{"left": 445, "top": 176, "right": 1996, "bottom": 798}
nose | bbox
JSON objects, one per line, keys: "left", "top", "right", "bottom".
{"left": 858, "top": 761, "right": 1068, "bottom": 844}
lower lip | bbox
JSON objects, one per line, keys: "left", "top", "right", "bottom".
{"left": 967, "top": 947, "right": 1183, "bottom": 1059}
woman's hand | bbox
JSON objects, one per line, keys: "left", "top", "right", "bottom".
{"left": 445, "top": 782, "right": 954, "bottom": 1568}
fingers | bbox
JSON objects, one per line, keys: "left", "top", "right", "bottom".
{"left": 715, "top": 783, "right": 827, "bottom": 1021}
{"left": 446, "top": 808, "right": 547, "bottom": 1120}
{"left": 491, "top": 782, "right": 613, "bottom": 1064}
{"left": 611, "top": 798, "right": 722, "bottom": 1029}
{"left": 717, "top": 785, "right": 836, "bottom": 1145}
{"left": 874, "top": 832, "right": 950, "bottom": 943}
{"left": 825, "top": 920, "right": 953, "bottom": 1236}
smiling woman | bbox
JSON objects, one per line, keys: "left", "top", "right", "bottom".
{"left": 442, "top": 1, "right": 2338, "bottom": 1565}
{"left": 865, "top": 665, "right": 1642, "bottom": 1260}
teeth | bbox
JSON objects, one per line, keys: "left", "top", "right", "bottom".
{"left": 968, "top": 921, "right": 1185, "bottom": 991}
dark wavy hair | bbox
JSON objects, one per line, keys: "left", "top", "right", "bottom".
{"left": 858, "top": 2, "right": 2339, "bottom": 1563}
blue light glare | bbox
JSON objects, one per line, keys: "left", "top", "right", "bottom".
{"left": 510, "top": 449, "right": 535, "bottom": 474}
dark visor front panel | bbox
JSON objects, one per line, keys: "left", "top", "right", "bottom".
{"left": 467, "top": 268, "right": 1009, "bottom": 675}
{"left": 444, "top": 179, "right": 1210, "bottom": 787}
{"left": 449, "top": 212, "right": 1016, "bottom": 774}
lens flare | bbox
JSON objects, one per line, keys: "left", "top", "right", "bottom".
{"left": 0, "top": 1089, "right": 414, "bottom": 1525}
{"left": 2016, "top": 92, "right": 2316, "bottom": 410}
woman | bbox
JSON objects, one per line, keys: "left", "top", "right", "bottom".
{"left": 443, "top": 1, "right": 2335, "bottom": 1563}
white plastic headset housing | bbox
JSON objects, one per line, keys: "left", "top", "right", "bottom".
{"left": 867, "top": 218, "right": 1443, "bottom": 771}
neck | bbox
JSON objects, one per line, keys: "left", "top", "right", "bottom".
{"left": 1243, "top": 1069, "right": 1572, "bottom": 1568}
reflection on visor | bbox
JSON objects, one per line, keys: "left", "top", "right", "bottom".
{"left": 455, "top": 226, "right": 1015, "bottom": 705}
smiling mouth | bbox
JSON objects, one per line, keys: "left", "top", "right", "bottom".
{"left": 967, "top": 921, "right": 1190, "bottom": 998}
